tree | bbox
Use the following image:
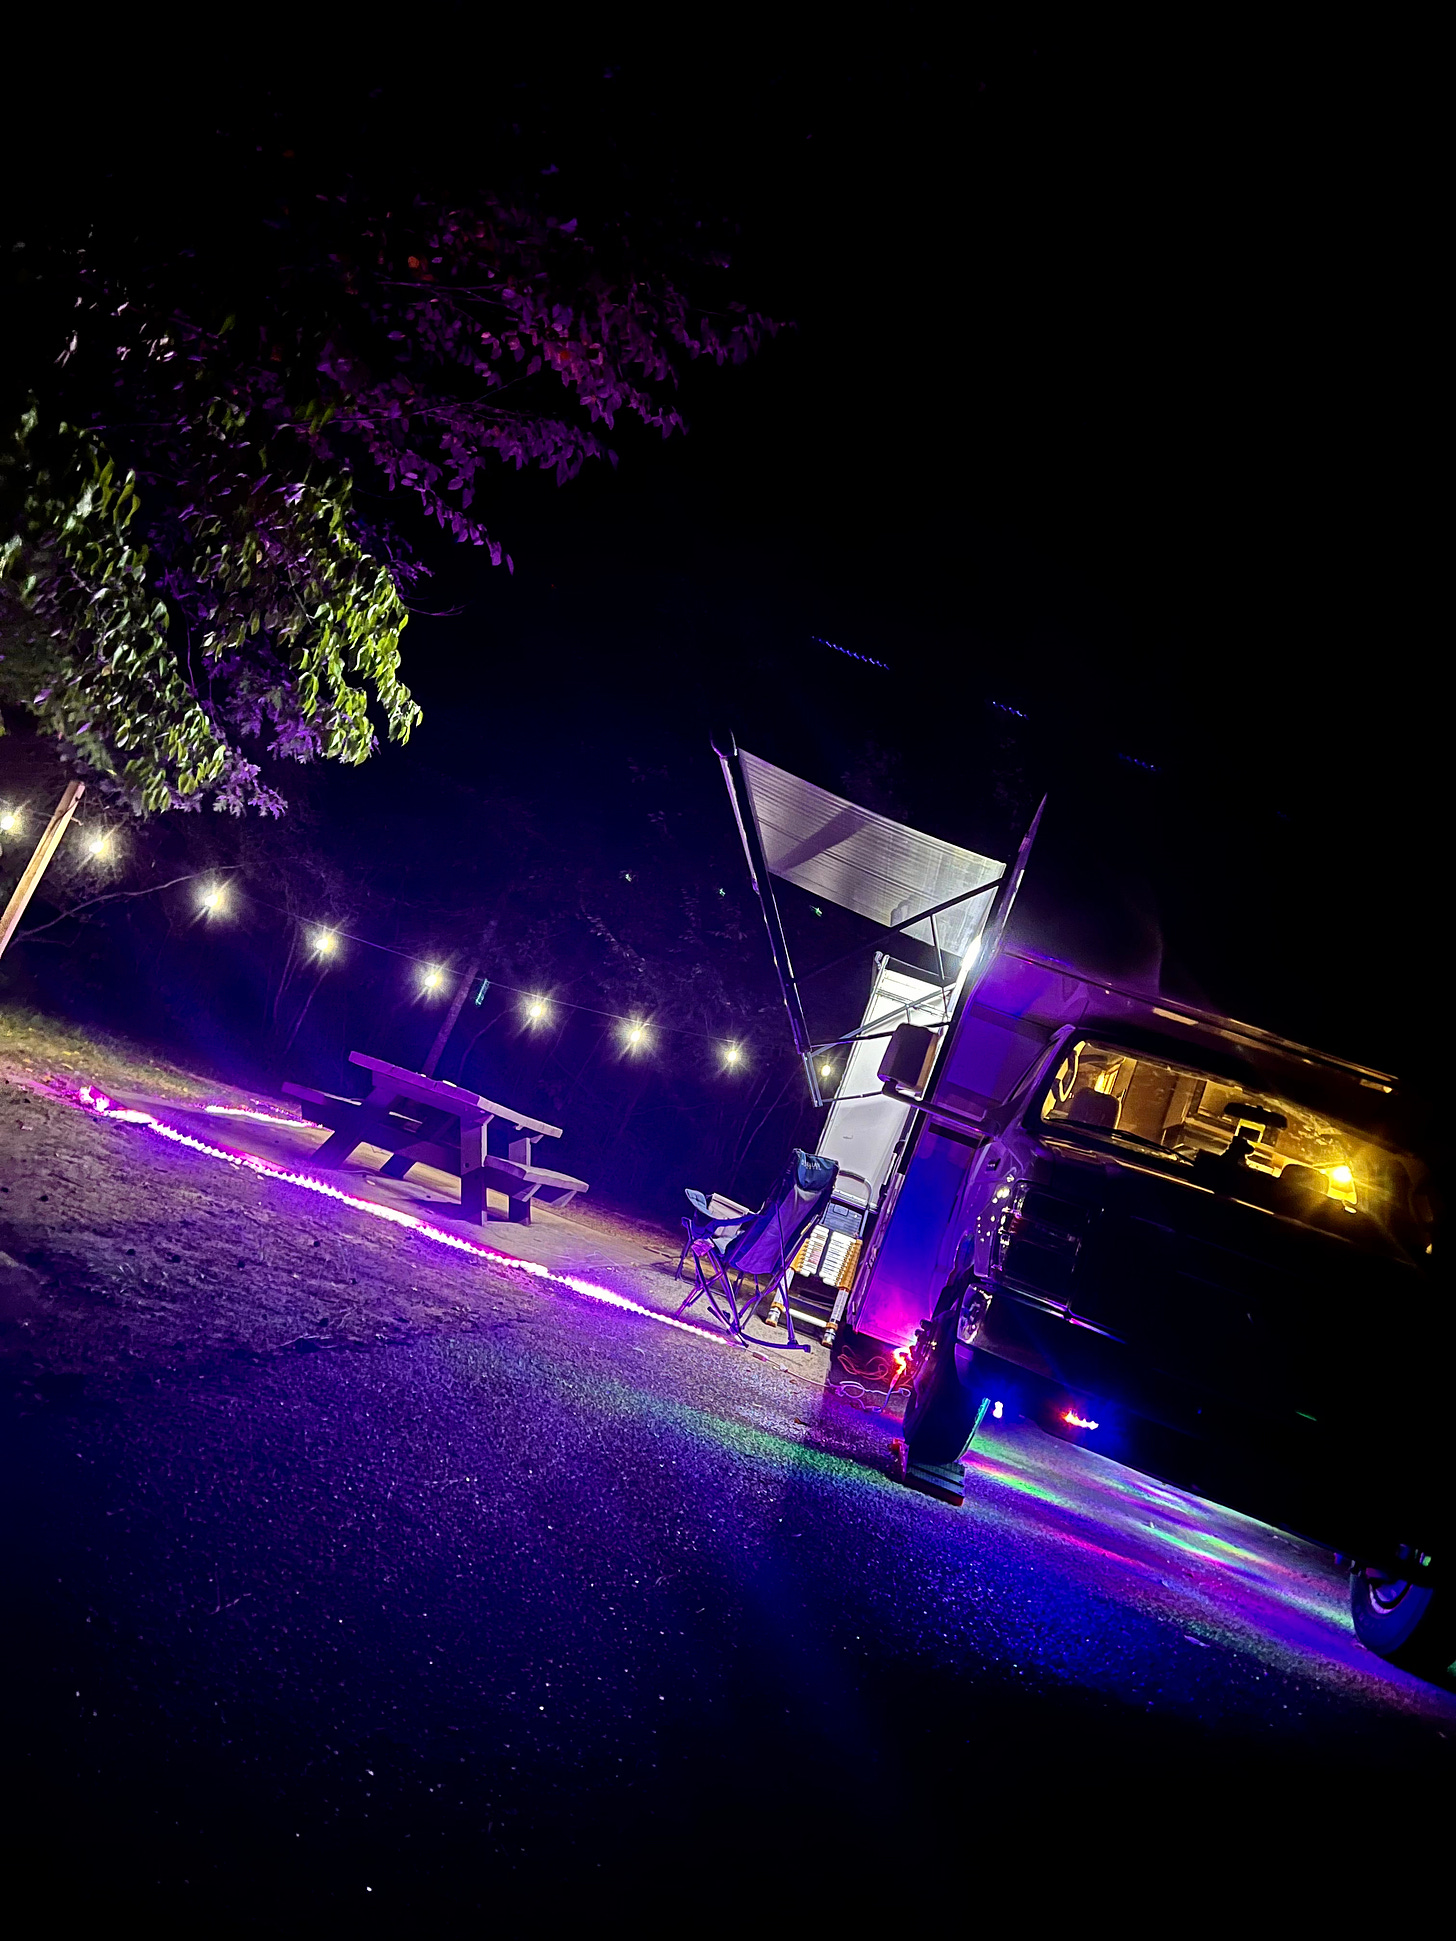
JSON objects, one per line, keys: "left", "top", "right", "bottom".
{"left": 3, "top": 176, "right": 774, "bottom": 814}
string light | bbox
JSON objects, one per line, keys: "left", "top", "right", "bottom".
{"left": 171, "top": 886, "right": 759, "bottom": 1069}
{"left": 88, "top": 832, "right": 114, "bottom": 860}
{"left": 0, "top": 809, "right": 19, "bottom": 834}
{"left": 819, "top": 1061, "right": 834, "bottom": 1079}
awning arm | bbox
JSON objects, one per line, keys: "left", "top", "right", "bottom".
{"left": 798, "top": 876, "right": 1005, "bottom": 987}
{"left": 810, "top": 992, "right": 954, "bottom": 1055}
{"left": 714, "top": 734, "right": 821, "bottom": 1104}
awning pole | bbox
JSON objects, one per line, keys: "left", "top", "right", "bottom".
{"left": 713, "top": 735, "right": 821, "bottom": 1105}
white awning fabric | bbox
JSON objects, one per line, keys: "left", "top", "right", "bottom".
{"left": 738, "top": 749, "right": 1002, "bottom": 962}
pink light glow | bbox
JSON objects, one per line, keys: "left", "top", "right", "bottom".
{"left": 73, "top": 1086, "right": 728, "bottom": 1347}
{"left": 204, "top": 1103, "right": 320, "bottom": 1127}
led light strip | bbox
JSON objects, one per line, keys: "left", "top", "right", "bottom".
{"left": 74, "top": 1085, "right": 728, "bottom": 1347}
{"left": 203, "top": 1103, "right": 321, "bottom": 1127}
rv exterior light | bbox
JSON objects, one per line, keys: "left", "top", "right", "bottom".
{"left": 820, "top": 1061, "right": 833, "bottom": 1079}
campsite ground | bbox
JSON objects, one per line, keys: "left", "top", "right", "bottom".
{"left": 2, "top": 1006, "right": 1452, "bottom": 1918}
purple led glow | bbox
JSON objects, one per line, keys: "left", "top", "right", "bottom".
{"left": 203, "top": 1103, "right": 321, "bottom": 1127}
{"left": 73, "top": 1086, "right": 729, "bottom": 1347}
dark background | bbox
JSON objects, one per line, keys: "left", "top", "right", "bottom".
{"left": 3, "top": 21, "right": 1444, "bottom": 1207}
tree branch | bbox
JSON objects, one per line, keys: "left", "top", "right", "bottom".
{"left": 15, "top": 869, "right": 237, "bottom": 940}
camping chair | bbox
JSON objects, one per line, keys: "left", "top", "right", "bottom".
{"left": 675, "top": 1148, "right": 839, "bottom": 1351}
{"left": 674, "top": 1190, "right": 754, "bottom": 1279}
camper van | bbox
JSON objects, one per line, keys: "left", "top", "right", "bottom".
{"left": 716, "top": 743, "right": 1450, "bottom": 1676}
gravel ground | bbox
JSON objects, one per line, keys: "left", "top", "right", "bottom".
{"left": 2, "top": 1009, "right": 1453, "bottom": 1921}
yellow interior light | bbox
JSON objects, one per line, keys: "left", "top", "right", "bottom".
{"left": 1330, "top": 1165, "right": 1353, "bottom": 1186}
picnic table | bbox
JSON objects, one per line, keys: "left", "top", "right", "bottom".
{"left": 283, "top": 1053, "right": 589, "bottom": 1226}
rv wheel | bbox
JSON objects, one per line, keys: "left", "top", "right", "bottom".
{"left": 1350, "top": 1567, "right": 1456, "bottom": 1678}
{"left": 903, "top": 1316, "right": 983, "bottom": 1468}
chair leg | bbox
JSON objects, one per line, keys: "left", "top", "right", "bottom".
{"left": 674, "top": 1252, "right": 709, "bottom": 1318}
{"left": 676, "top": 1251, "right": 735, "bottom": 1326}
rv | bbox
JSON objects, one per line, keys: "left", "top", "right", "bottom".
{"left": 717, "top": 741, "right": 1450, "bottom": 1675}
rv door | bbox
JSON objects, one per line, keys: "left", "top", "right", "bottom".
{"left": 847, "top": 803, "right": 1050, "bottom": 1346}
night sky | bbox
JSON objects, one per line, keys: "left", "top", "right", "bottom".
{"left": 7, "top": 24, "right": 1444, "bottom": 1109}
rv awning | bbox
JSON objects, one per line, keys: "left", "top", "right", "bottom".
{"left": 737, "top": 750, "right": 1002, "bottom": 961}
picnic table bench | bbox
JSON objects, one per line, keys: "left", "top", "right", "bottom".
{"left": 283, "top": 1052, "right": 588, "bottom": 1226}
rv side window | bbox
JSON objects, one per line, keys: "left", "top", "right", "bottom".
{"left": 1039, "top": 1039, "right": 1427, "bottom": 1254}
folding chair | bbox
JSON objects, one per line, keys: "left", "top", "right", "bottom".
{"left": 674, "top": 1149, "right": 838, "bottom": 1351}
{"left": 674, "top": 1190, "right": 753, "bottom": 1279}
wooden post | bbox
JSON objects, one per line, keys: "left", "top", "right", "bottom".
{"left": 0, "top": 780, "right": 86, "bottom": 963}
{"left": 421, "top": 956, "right": 479, "bottom": 1079}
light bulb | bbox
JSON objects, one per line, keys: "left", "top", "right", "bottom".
{"left": 423, "top": 967, "right": 443, "bottom": 991}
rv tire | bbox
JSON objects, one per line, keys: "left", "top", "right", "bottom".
{"left": 903, "top": 1315, "right": 983, "bottom": 1468}
{"left": 1350, "top": 1568, "right": 1456, "bottom": 1678}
